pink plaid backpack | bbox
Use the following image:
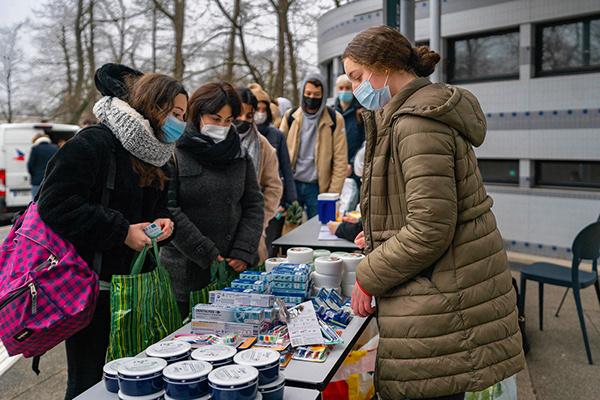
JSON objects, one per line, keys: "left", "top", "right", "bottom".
{"left": 0, "top": 140, "right": 115, "bottom": 371}
{"left": 0, "top": 203, "right": 99, "bottom": 358}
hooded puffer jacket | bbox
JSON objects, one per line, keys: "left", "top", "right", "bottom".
{"left": 357, "top": 78, "right": 524, "bottom": 399}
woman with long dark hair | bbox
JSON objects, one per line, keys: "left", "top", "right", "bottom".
{"left": 160, "top": 81, "right": 264, "bottom": 319}
{"left": 38, "top": 68, "right": 188, "bottom": 399}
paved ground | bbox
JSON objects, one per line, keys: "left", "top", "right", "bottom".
{"left": 1, "top": 258, "right": 599, "bottom": 399}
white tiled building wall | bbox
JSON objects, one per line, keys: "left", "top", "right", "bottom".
{"left": 318, "top": 0, "right": 600, "bottom": 258}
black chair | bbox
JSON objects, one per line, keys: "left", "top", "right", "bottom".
{"left": 519, "top": 221, "right": 600, "bottom": 364}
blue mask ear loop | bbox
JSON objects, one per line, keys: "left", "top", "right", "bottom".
{"left": 366, "top": 71, "right": 390, "bottom": 90}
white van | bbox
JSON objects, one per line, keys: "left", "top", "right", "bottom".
{"left": 0, "top": 123, "right": 79, "bottom": 211}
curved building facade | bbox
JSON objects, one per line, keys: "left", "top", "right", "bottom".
{"left": 318, "top": 0, "right": 600, "bottom": 259}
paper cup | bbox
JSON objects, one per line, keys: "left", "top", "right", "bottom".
{"left": 286, "top": 247, "right": 314, "bottom": 264}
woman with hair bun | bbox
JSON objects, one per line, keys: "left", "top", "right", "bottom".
{"left": 343, "top": 26, "right": 524, "bottom": 400}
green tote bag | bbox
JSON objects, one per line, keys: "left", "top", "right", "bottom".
{"left": 106, "top": 240, "right": 182, "bottom": 361}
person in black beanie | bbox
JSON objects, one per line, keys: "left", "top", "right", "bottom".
{"left": 94, "top": 63, "right": 143, "bottom": 101}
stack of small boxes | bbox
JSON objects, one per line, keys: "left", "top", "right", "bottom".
{"left": 269, "top": 263, "right": 312, "bottom": 307}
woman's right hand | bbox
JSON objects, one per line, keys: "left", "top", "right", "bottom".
{"left": 125, "top": 223, "right": 152, "bottom": 251}
{"left": 355, "top": 231, "right": 366, "bottom": 249}
{"left": 217, "top": 255, "right": 225, "bottom": 262}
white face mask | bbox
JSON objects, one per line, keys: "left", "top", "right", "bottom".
{"left": 254, "top": 112, "right": 268, "bottom": 125}
{"left": 201, "top": 123, "right": 230, "bottom": 143}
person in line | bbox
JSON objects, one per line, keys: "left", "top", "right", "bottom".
{"left": 38, "top": 68, "right": 187, "bottom": 399}
{"left": 334, "top": 74, "right": 365, "bottom": 185}
{"left": 235, "top": 87, "right": 283, "bottom": 264}
{"left": 276, "top": 96, "right": 292, "bottom": 118}
{"left": 249, "top": 83, "right": 297, "bottom": 254}
{"left": 160, "top": 82, "right": 264, "bottom": 319}
{"left": 28, "top": 133, "right": 58, "bottom": 197}
{"left": 279, "top": 74, "right": 347, "bottom": 218}
{"left": 344, "top": 26, "right": 524, "bottom": 400}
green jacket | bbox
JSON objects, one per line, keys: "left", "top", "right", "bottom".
{"left": 357, "top": 77, "right": 524, "bottom": 398}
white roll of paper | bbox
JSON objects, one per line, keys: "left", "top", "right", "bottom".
{"left": 342, "top": 271, "right": 356, "bottom": 285}
{"left": 331, "top": 252, "right": 349, "bottom": 258}
{"left": 286, "top": 247, "right": 314, "bottom": 264}
{"left": 338, "top": 253, "right": 365, "bottom": 273}
{"left": 342, "top": 283, "right": 355, "bottom": 298}
{"left": 311, "top": 271, "right": 343, "bottom": 288}
{"left": 314, "top": 256, "right": 344, "bottom": 276}
{"left": 265, "top": 257, "right": 288, "bottom": 272}
{"left": 313, "top": 249, "right": 331, "bottom": 260}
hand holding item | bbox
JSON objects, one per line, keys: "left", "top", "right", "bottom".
{"left": 227, "top": 258, "right": 248, "bottom": 273}
{"left": 351, "top": 281, "right": 375, "bottom": 317}
{"left": 153, "top": 218, "right": 174, "bottom": 242}
{"left": 125, "top": 223, "right": 152, "bottom": 251}
{"left": 354, "top": 231, "right": 366, "bottom": 249}
{"left": 327, "top": 221, "right": 340, "bottom": 235}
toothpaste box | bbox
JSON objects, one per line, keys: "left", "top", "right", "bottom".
{"left": 193, "top": 304, "right": 266, "bottom": 324}
{"left": 209, "top": 290, "right": 275, "bottom": 308}
{"left": 191, "top": 319, "right": 264, "bottom": 337}
{"left": 239, "top": 271, "right": 271, "bottom": 282}
{"left": 231, "top": 279, "right": 270, "bottom": 293}
{"left": 270, "top": 280, "right": 309, "bottom": 290}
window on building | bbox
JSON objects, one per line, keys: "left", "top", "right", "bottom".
{"left": 535, "top": 161, "right": 600, "bottom": 189}
{"left": 448, "top": 29, "right": 520, "bottom": 83}
{"left": 478, "top": 159, "right": 519, "bottom": 185}
{"left": 536, "top": 14, "right": 600, "bottom": 76}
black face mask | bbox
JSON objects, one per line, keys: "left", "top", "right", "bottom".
{"left": 234, "top": 120, "right": 252, "bottom": 135}
{"left": 303, "top": 96, "right": 322, "bottom": 112}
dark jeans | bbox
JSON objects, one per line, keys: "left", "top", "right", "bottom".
{"left": 64, "top": 291, "right": 110, "bottom": 400}
{"left": 295, "top": 180, "right": 319, "bottom": 219}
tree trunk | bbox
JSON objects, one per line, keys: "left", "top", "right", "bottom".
{"left": 284, "top": 11, "right": 299, "bottom": 105}
{"left": 86, "top": 1, "right": 97, "bottom": 113}
{"left": 173, "top": 0, "right": 185, "bottom": 80}
{"left": 152, "top": 5, "right": 157, "bottom": 72}
{"left": 272, "top": 0, "right": 286, "bottom": 98}
{"left": 5, "top": 69, "right": 12, "bottom": 122}
{"left": 224, "top": 0, "right": 241, "bottom": 82}
{"left": 71, "top": 0, "right": 86, "bottom": 123}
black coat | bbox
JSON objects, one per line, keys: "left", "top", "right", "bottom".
{"left": 160, "top": 147, "right": 264, "bottom": 301}
{"left": 37, "top": 125, "right": 171, "bottom": 282}
{"left": 257, "top": 124, "right": 297, "bottom": 207}
{"left": 28, "top": 141, "right": 58, "bottom": 186}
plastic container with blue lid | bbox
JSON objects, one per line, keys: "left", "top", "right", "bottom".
{"left": 118, "top": 389, "right": 165, "bottom": 400}
{"left": 233, "top": 348, "right": 280, "bottom": 386}
{"left": 191, "top": 345, "right": 237, "bottom": 368}
{"left": 258, "top": 374, "right": 285, "bottom": 400}
{"left": 146, "top": 341, "right": 192, "bottom": 364}
{"left": 208, "top": 365, "right": 259, "bottom": 400}
{"left": 162, "top": 360, "right": 213, "bottom": 400}
{"left": 118, "top": 358, "right": 167, "bottom": 397}
{"left": 103, "top": 357, "right": 137, "bottom": 393}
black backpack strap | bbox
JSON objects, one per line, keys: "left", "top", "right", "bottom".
{"left": 326, "top": 106, "right": 337, "bottom": 133}
{"left": 287, "top": 106, "right": 337, "bottom": 133}
{"left": 92, "top": 138, "right": 117, "bottom": 276}
{"left": 286, "top": 107, "right": 298, "bottom": 131}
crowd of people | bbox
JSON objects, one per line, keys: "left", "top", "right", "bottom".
{"left": 30, "top": 25, "right": 523, "bottom": 400}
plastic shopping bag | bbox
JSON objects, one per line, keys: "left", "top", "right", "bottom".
{"left": 106, "top": 241, "right": 181, "bottom": 361}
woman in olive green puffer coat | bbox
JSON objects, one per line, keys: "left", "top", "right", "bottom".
{"left": 343, "top": 26, "right": 525, "bottom": 400}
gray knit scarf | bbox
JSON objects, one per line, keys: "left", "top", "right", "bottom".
{"left": 240, "top": 125, "right": 261, "bottom": 174}
{"left": 93, "top": 96, "right": 175, "bottom": 167}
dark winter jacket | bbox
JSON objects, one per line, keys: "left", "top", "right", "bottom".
{"left": 335, "top": 97, "right": 365, "bottom": 164}
{"left": 160, "top": 147, "right": 264, "bottom": 301}
{"left": 335, "top": 220, "right": 363, "bottom": 242}
{"left": 28, "top": 141, "right": 58, "bottom": 186}
{"left": 257, "top": 124, "right": 297, "bottom": 207}
{"left": 37, "top": 125, "right": 171, "bottom": 282}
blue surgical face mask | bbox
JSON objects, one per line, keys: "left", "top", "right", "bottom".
{"left": 161, "top": 115, "right": 186, "bottom": 143}
{"left": 338, "top": 90, "right": 354, "bottom": 103}
{"left": 353, "top": 72, "right": 391, "bottom": 110}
